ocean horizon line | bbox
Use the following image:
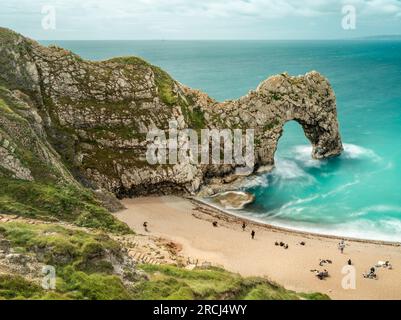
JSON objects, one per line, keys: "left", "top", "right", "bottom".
{"left": 38, "top": 38, "right": 401, "bottom": 42}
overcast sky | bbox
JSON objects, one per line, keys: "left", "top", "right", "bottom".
{"left": 1, "top": 0, "right": 401, "bottom": 40}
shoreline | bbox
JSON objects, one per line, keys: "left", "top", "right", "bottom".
{"left": 191, "top": 196, "right": 401, "bottom": 247}
{"left": 115, "top": 195, "right": 401, "bottom": 300}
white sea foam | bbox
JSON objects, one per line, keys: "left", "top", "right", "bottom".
{"left": 342, "top": 143, "right": 381, "bottom": 162}
{"left": 291, "top": 143, "right": 381, "bottom": 165}
{"left": 280, "top": 194, "right": 320, "bottom": 210}
{"left": 245, "top": 143, "right": 380, "bottom": 190}
{"left": 273, "top": 158, "right": 315, "bottom": 182}
{"left": 200, "top": 198, "right": 401, "bottom": 242}
{"left": 324, "top": 219, "right": 401, "bottom": 242}
{"left": 321, "top": 179, "right": 360, "bottom": 198}
{"left": 253, "top": 218, "right": 401, "bottom": 242}
{"left": 292, "top": 145, "right": 326, "bottom": 168}
{"left": 226, "top": 142, "right": 398, "bottom": 242}
{"left": 241, "top": 174, "right": 269, "bottom": 188}
{"left": 349, "top": 205, "right": 401, "bottom": 218}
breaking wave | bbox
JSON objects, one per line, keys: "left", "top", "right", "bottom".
{"left": 292, "top": 143, "right": 381, "bottom": 166}
{"left": 273, "top": 158, "right": 314, "bottom": 180}
{"left": 260, "top": 218, "right": 401, "bottom": 242}
{"left": 230, "top": 142, "right": 401, "bottom": 242}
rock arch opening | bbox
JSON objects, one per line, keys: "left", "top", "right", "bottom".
{"left": 275, "top": 121, "right": 310, "bottom": 158}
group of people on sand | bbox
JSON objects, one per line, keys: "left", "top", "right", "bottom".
{"left": 275, "top": 242, "right": 289, "bottom": 249}
{"left": 312, "top": 269, "right": 329, "bottom": 280}
{"left": 363, "top": 267, "right": 378, "bottom": 279}
{"left": 312, "top": 259, "right": 332, "bottom": 280}
{"left": 336, "top": 239, "right": 394, "bottom": 280}
{"left": 310, "top": 240, "right": 347, "bottom": 281}
{"left": 240, "top": 222, "right": 256, "bottom": 239}
{"left": 363, "top": 261, "right": 393, "bottom": 280}
{"left": 312, "top": 240, "right": 352, "bottom": 281}
{"left": 143, "top": 219, "right": 258, "bottom": 239}
{"left": 143, "top": 219, "right": 394, "bottom": 282}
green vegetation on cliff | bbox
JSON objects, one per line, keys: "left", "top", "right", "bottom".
{"left": 0, "top": 273, "right": 128, "bottom": 300}
{"left": 132, "top": 264, "right": 329, "bottom": 300}
{"left": 0, "top": 274, "right": 45, "bottom": 300}
{"left": 0, "top": 221, "right": 133, "bottom": 300}
{"left": 1, "top": 222, "right": 120, "bottom": 268}
{"left": 0, "top": 178, "right": 130, "bottom": 233}
{"left": 180, "top": 103, "right": 206, "bottom": 130}
{"left": 108, "top": 56, "right": 178, "bottom": 106}
{"left": 153, "top": 66, "right": 178, "bottom": 106}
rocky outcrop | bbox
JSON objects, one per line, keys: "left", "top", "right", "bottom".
{"left": 210, "top": 191, "right": 255, "bottom": 210}
{"left": 0, "top": 27, "right": 343, "bottom": 197}
{"left": 0, "top": 84, "right": 76, "bottom": 184}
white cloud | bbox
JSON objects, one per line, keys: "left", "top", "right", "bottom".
{"left": 103, "top": 0, "right": 401, "bottom": 18}
{"left": 1, "top": 0, "right": 401, "bottom": 39}
{"left": 3, "top": 0, "right": 401, "bottom": 21}
{"left": 343, "top": 0, "right": 401, "bottom": 17}
{"left": 24, "top": 0, "right": 401, "bottom": 19}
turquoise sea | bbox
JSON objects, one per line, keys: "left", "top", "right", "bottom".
{"left": 41, "top": 40, "right": 401, "bottom": 242}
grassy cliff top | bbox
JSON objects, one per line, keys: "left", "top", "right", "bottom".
{"left": 0, "top": 219, "right": 329, "bottom": 301}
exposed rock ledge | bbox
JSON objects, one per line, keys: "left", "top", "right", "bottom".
{"left": 209, "top": 191, "right": 256, "bottom": 210}
{"left": 0, "top": 27, "right": 343, "bottom": 197}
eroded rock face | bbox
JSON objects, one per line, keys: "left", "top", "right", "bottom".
{"left": 0, "top": 27, "right": 343, "bottom": 196}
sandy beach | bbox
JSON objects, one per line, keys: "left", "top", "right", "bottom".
{"left": 115, "top": 196, "right": 401, "bottom": 300}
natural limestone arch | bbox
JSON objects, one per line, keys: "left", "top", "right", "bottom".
{"left": 198, "top": 71, "right": 344, "bottom": 175}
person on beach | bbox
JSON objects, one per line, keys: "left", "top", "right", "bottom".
{"left": 338, "top": 240, "right": 345, "bottom": 254}
{"left": 251, "top": 230, "right": 255, "bottom": 240}
{"left": 316, "top": 270, "right": 329, "bottom": 280}
{"left": 143, "top": 222, "right": 149, "bottom": 232}
{"left": 363, "top": 267, "right": 377, "bottom": 279}
{"left": 242, "top": 222, "right": 246, "bottom": 231}
{"left": 348, "top": 259, "right": 352, "bottom": 266}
